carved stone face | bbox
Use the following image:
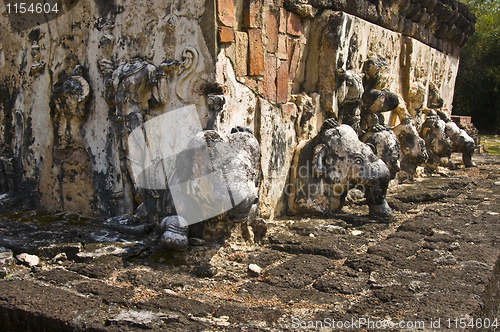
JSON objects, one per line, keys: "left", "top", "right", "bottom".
{"left": 361, "top": 130, "right": 401, "bottom": 180}
{"left": 289, "top": 123, "right": 393, "bottom": 218}
{"left": 393, "top": 122, "right": 428, "bottom": 173}
{"left": 421, "top": 114, "right": 452, "bottom": 160}
{"left": 428, "top": 83, "right": 444, "bottom": 109}
{"left": 363, "top": 57, "right": 391, "bottom": 90}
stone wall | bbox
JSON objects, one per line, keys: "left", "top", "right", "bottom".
{"left": 0, "top": 0, "right": 474, "bottom": 220}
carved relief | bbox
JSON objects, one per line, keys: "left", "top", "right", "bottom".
{"left": 50, "top": 65, "right": 93, "bottom": 213}
{"left": 336, "top": 69, "right": 363, "bottom": 135}
{"left": 28, "top": 29, "right": 45, "bottom": 76}
{"left": 288, "top": 119, "right": 393, "bottom": 219}
{"left": 408, "top": 81, "right": 427, "bottom": 132}
{"left": 438, "top": 110, "right": 476, "bottom": 168}
{"left": 392, "top": 99, "right": 429, "bottom": 182}
{"left": 360, "top": 56, "right": 401, "bottom": 180}
{"left": 98, "top": 56, "right": 182, "bottom": 215}
{"left": 51, "top": 65, "right": 90, "bottom": 150}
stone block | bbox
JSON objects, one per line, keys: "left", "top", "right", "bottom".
{"left": 288, "top": 38, "right": 301, "bottom": 79}
{"left": 282, "top": 102, "right": 297, "bottom": 117}
{"left": 218, "top": 26, "right": 235, "bottom": 43}
{"left": 266, "top": 9, "right": 279, "bottom": 53}
{"left": 287, "top": 12, "right": 302, "bottom": 36}
{"left": 218, "top": 0, "right": 235, "bottom": 27}
{"left": 257, "top": 98, "right": 296, "bottom": 219}
{"left": 234, "top": 32, "right": 249, "bottom": 77}
{"left": 263, "top": 54, "right": 277, "bottom": 101}
{"left": 277, "top": 34, "right": 288, "bottom": 59}
{"left": 277, "top": 60, "right": 289, "bottom": 103}
{"left": 279, "top": 8, "right": 287, "bottom": 33}
{"left": 248, "top": 29, "right": 265, "bottom": 76}
{"left": 244, "top": 0, "right": 263, "bottom": 28}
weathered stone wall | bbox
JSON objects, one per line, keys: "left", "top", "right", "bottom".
{"left": 0, "top": 0, "right": 216, "bottom": 216}
{"left": 0, "top": 0, "right": 474, "bottom": 220}
{"left": 214, "top": 0, "right": 470, "bottom": 218}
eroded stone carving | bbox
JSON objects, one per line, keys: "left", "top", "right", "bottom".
{"left": 438, "top": 110, "right": 476, "bottom": 167}
{"left": 51, "top": 65, "right": 90, "bottom": 150}
{"left": 28, "top": 29, "right": 45, "bottom": 76}
{"left": 337, "top": 69, "right": 364, "bottom": 135}
{"left": 205, "top": 94, "right": 225, "bottom": 131}
{"left": 294, "top": 92, "right": 320, "bottom": 141}
{"left": 360, "top": 56, "right": 401, "bottom": 180}
{"left": 420, "top": 109, "right": 454, "bottom": 171}
{"left": 392, "top": 100, "right": 428, "bottom": 182}
{"left": 98, "top": 56, "right": 182, "bottom": 215}
{"left": 160, "top": 127, "right": 261, "bottom": 250}
{"left": 408, "top": 81, "right": 427, "bottom": 132}
{"left": 50, "top": 65, "right": 93, "bottom": 213}
{"left": 288, "top": 119, "right": 393, "bottom": 219}
{"left": 420, "top": 83, "right": 459, "bottom": 171}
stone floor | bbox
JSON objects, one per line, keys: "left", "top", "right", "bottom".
{"left": 1, "top": 153, "right": 500, "bottom": 331}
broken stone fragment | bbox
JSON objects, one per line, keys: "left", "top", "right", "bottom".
{"left": 0, "top": 248, "right": 14, "bottom": 268}
{"left": 51, "top": 253, "right": 67, "bottom": 263}
{"left": 160, "top": 216, "right": 189, "bottom": 250}
{"left": 107, "top": 309, "right": 179, "bottom": 329}
{"left": 36, "top": 243, "right": 83, "bottom": 260}
{"left": 248, "top": 264, "right": 262, "bottom": 276}
{"left": 16, "top": 253, "right": 40, "bottom": 268}
{"left": 192, "top": 265, "right": 218, "bottom": 278}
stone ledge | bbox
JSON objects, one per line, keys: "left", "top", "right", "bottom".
{"left": 286, "top": 0, "right": 475, "bottom": 52}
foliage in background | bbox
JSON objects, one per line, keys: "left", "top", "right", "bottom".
{"left": 481, "top": 135, "right": 500, "bottom": 155}
{"left": 453, "top": 0, "right": 500, "bottom": 133}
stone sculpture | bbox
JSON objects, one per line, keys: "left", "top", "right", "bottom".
{"left": 420, "top": 108, "right": 454, "bottom": 171}
{"left": 205, "top": 94, "right": 225, "bottom": 131}
{"left": 160, "top": 127, "right": 261, "bottom": 250}
{"left": 337, "top": 69, "right": 363, "bottom": 135}
{"left": 420, "top": 84, "right": 461, "bottom": 171}
{"left": 360, "top": 56, "right": 401, "bottom": 180}
{"left": 98, "top": 56, "right": 182, "bottom": 215}
{"left": 51, "top": 65, "right": 90, "bottom": 150}
{"left": 408, "top": 81, "right": 427, "bottom": 132}
{"left": 288, "top": 119, "right": 393, "bottom": 219}
{"left": 392, "top": 100, "right": 428, "bottom": 182}
{"left": 49, "top": 64, "right": 94, "bottom": 212}
{"left": 28, "top": 29, "right": 45, "bottom": 76}
{"left": 437, "top": 110, "right": 476, "bottom": 167}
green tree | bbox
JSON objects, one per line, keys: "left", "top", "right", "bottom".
{"left": 453, "top": 0, "right": 500, "bottom": 133}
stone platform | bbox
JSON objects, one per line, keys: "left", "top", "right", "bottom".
{"left": 1, "top": 153, "right": 500, "bottom": 331}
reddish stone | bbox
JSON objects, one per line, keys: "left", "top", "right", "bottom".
{"left": 245, "top": 76, "right": 264, "bottom": 94}
{"left": 279, "top": 8, "right": 287, "bottom": 33}
{"left": 244, "top": 0, "right": 262, "bottom": 28}
{"left": 218, "top": 0, "right": 235, "bottom": 27}
{"left": 288, "top": 38, "right": 301, "bottom": 79}
{"left": 287, "top": 12, "right": 302, "bottom": 36}
{"left": 247, "top": 29, "right": 265, "bottom": 76}
{"left": 266, "top": 9, "right": 279, "bottom": 53}
{"left": 218, "top": 26, "right": 235, "bottom": 43}
{"left": 276, "top": 60, "right": 289, "bottom": 103}
{"left": 282, "top": 102, "right": 297, "bottom": 117}
{"left": 263, "top": 54, "right": 277, "bottom": 101}
{"left": 277, "top": 34, "right": 288, "bottom": 59}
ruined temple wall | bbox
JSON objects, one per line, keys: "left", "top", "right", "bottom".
{"left": 0, "top": 0, "right": 216, "bottom": 216}
{"left": 214, "top": 1, "right": 469, "bottom": 219}
{"left": 0, "top": 0, "right": 472, "bottom": 220}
